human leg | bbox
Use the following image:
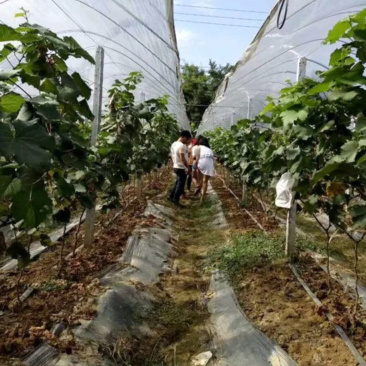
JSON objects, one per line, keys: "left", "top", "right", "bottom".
{"left": 200, "top": 175, "right": 210, "bottom": 204}
{"left": 187, "top": 166, "right": 192, "bottom": 191}
{"left": 194, "top": 170, "right": 202, "bottom": 196}
{"left": 192, "top": 166, "right": 198, "bottom": 186}
{"left": 173, "top": 169, "right": 187, "bottom": 203}
{"left": 169, "top": 171, "right": 179, "bottom": 201}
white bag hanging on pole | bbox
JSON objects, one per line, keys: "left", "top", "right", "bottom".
{"left": 275, "top": 172, "right": 295, "bottom": 209}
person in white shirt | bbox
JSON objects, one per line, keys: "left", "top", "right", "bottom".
{"left": 169, "top": 130, "right": 192, "bottom": 207}
{"left": 195, "top": 137, "right": 215, "bottom": 204}
{"left": 192, "top": 135, "right": 203, "bottom": 195}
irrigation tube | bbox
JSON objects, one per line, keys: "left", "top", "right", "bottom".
{"left": 243, "top": 89, "right": 251, "bottom": 120}
{"left": 216, "top": 167, "right": 366, "bottom": 363}
{"left": 290, "top": 265, "right": 366, "bottom": 366}
{"left": 215, "top": 172, "right": 267, "bottom": 232}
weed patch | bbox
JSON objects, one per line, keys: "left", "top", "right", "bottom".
{"left": 208, "top": 231, "right": 286, "bottom": 278}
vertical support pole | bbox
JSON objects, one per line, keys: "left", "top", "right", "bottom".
{"left": 225, "top": 166, "right": 229, "bottom": 186}
{"left": 140, "top": 91, "right": 146, "bottom": 103}
{"left": 231, "top": 111, "right": 235, "bottom": 126}
{"left": 136, "top": 91, "right": 145, "bottom": 201}
{"left": 247, "top": 97, "right": 251, "bottom": 120}
{"left": 242, "top": 181, "right": 247, "bottom": 205}
{"left": 286, "top": 203, "right": 297, "bottom": 258}
{"left": 286, "top": 57, "right": 307, "bottom": 261}
{"left": 84, "top": 47, "right": 104, "bottom": 248}
{"left": 137, "top": 175, "right": 142, "bottom": 200}
{"left": 296, "top": 57, "right": 307, "bottom": 81}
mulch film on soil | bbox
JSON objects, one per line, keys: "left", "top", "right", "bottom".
{"left": 211, "top": 170, "right": 366, "bottom": 366}
{"left": 0, "top": 170, "right": 171, "bottom": 362}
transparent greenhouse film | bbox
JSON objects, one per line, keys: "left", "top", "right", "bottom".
{"left": 199, "top": 0, "right": 366, "bottom": 134}
{"left": 0, "top": 0, "right": 190, "bottom": 129}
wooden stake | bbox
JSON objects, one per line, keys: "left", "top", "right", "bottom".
{"left": 285, "top": 57, "right": 307, "bottom": 260}
{"left": 286, "top": 202, "right": 296, "bottom": 260}
{"left": 242, "top": 182, "right": 247, "bottom": 203}
{"left": 137, "top": 174, "right": 142, "bottom": 201}
{"left": 85, "top": 47, "right": 104, "bottom": 248}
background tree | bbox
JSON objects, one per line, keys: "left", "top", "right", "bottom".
{"left": 181, "top": 60, "right": 233, "bottom": 131}
{"left": 207, "top": 60, "right": 233, "bottom": 94}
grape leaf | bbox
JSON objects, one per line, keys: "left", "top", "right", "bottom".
{"left": 325, "top": 20, "right": 351, "bottom": 44}
{"left": 0, "top": 69, "right": 21, "bottom": 81}
{"left": 308, "top": 82, "right": 333, "bottom": 95}
{"left": 6, "top": 241, "right": 30, "bottom": 269}
{"left": 72, "top": 72, "right": 91, "bottom": 99}
{"left": 53, "top": 208, "right": 71, "bottom": 224}
{"left": 341, "top": 141, "right": 359, "bottom": 163}
{"left": 0, "top": 24, "right": 20, "bottom": 42}
{"left": 0, "top": 93, "right": 25, "bottom": 113}
{"left": 349, "top": 205, "right": 366, "bottom": 229}
{"left": 0, "top": 120, "right": 55, "bottom": 167}
{"left": 0, "top": 176, "right": 21, "bottom": 197}
{"left": 12, "top": 187, "right": 52, "bottom": 228}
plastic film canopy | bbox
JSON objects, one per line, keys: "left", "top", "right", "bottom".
{"left": 198, "top": 0, "right": 366, "bottom": 134}
{"left": 0, "top": 0, "right": 190, "bottom": 129}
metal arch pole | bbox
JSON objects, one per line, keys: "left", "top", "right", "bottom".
{"left": 136, "top": 91, "right": 146, "bottom": 201}
{"left": 85, "top": 47, "right": 105, "bottom": 248}
{"left": 242, "top": 89, "right": 250, "bottom": 120}
{"left": 240, "top": 89, "right": 250, "bottom": 202}
{"left": 231, "top": 111, "right": 236, "bottom": 126}
{"left": 286, "top": 57, "right": 307, "bottom": 260}
{"left": 296, "top": 57, "right": 307, "bottom": 81}
{"left": 247, "top": 97, "right": 251, "bottom": 120}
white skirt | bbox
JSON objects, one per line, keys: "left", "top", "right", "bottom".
{"left": 198, "top": 157, "right": 215, "bottom": 177}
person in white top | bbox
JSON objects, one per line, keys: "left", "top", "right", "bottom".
{"left": 195, "top": 137, "right": 215, "bottom": 204}
{"left": 192, "top": 135, "right": 203, "bottom": 192}
{"left": 186, "top": 141, "right": 194, "bottom": 193}
{"left": 169, "top": 130, "right": 192, "bottom": 207}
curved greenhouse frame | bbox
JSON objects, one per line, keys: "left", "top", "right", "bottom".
{"left": 0, "top": 0, "right": 190, "bottom": 129}
{"left": 199, "top": 0, "right": 366, "bottom": 133}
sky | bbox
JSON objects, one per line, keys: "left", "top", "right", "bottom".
{"left": 174, "top": 0, "right": 275, "bottom": 68}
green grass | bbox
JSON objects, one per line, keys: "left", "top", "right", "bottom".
{"left": 296, "top": 235, "right": 326, "bottom": 254}
{"left": 208, "top": 229, "right": 326, "bottom": 280}
{"left": 208, "top": 231, "right": 286, "bottom": 278}
{"left": 262, "top": 195, "right": 366, "bottom": 276}
{"left": 186, "top": 199, "right": 217, "bottom": 220}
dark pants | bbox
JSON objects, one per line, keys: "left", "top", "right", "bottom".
{"left": 170, "top": 169, "right": 187, "bottom": 203}
{"left": 186, "top": 165, "right": 193, "bottom": 191}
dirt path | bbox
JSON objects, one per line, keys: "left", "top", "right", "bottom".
{"left": 210, "top": 175, "right": 365, "bottom": 366}
{"left": 143, "top": 190, "right": 228, "bottom": 364}
{"left": 3, "top": 172, "right": 365, "bottom": 366}
{"left": 0, "top": 171, "right": 172, "bottom": 364}
{"left": 137, "top": 185, "right": 296, "bottom": 366}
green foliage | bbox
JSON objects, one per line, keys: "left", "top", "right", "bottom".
{"left": 0, "top": 20, "right": 96, "bottom": 243}
{"left": 206, "top": 9, "right": 366, "bottom": 236}
{"left": 0, "top": 18, "right": 180, "bottom": 269}
{"left": 207, "top": 119, "right": 272, "bottom": 190}
{"left": 209, "top": 231, "right": 285, "bottom": 278}
{"left": 41, "top": 279, "right": 70, "bottom": 291}
{"left": 97, "top": 73, "right": 178, "bottom": 208}
{"left": 6, "top": 241, "right": 30, "bottom": 269}
{"left": 182, "top": 60, "right": 233, "bottom": 131}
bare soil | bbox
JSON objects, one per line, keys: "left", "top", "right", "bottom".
{"left": 3, "top": 164, "right": 365, "bottom": 366}
{"left": 235, "top": 263, "right": 360, "bottom": 366}
{"left": 108, "top": 195, "right": 227, "bottom": 365}
{"left": 211, "top": 169, "right": 366, "bottom": 366}
{"left": 211, "top": 170, "right": 278, "bottom": 233}
{"left": 0, "top": 169, "right": 171, "bottom": 362}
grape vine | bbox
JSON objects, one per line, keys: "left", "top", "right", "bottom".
{"left": 206, "top": 9, "right": 366, "bottom": 316}
{"left": 0, "top": 17, "right": 178, "bottom": 279}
